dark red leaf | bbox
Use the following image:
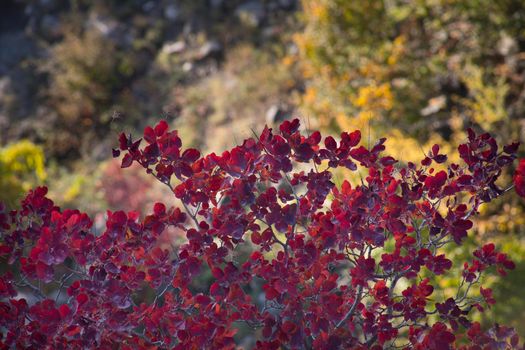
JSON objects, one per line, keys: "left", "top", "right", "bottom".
{"left": 144, "top": 126, "right": 156, "bottom": 144}
{"left": 182, "top": 148, "right": 200, "bottom": 163}
{"left": 325, "top": 136, "right": 337, "bottom": 151}
{"left": 154, "top": 120, "right": 169, "bottom": 136}
{"left": 121, "top": 153, "right": 133, "bottom": 168}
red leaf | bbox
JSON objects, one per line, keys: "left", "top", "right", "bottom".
{"left": 58, "top": 304, "right": 71, "bottom": 318}
{"left": 118, "top": 133, "right": 129, "bottom": 150}
{"left": 308, "top": 131, "right": 322, "bottom": 145}
{"left": 182, "top": 148, "right": 200, "bottom": 163}
{"left": 348, "top": 130, "right": 361, "bottom": 147}
{"left": 154, "top": 120, "right": 169, "bottom": 136}
{"left": 210, "top": 282, "right": 223, "bottom": 297}
{"left": 195, "top": 294, "right": 211, "bottom": 305}
{"left": 282, "top": 321, "right": 297, "bottom": 333}
{"left": 76, "top": 293, "right": 88, "bottom": 305}
{"left": 153, "top": 203, "right": 166, "bottom": 216}
{"left": 36, "top": 261, "right": 53, "bottom": 282}
{"left": 263, "top": 284, "right": 280, "bottom": 300}
{"left": 325, "top": 136, "right": 337, "bottom": 151}
{"left": 432, "top": 144, "right": 440, "bottom": 156}
{"left": 425, "top": 170, "right": 447, "bottom": 189}
{"left": 144, "top": 126, "right": 156, "bottom": 144}
{"left": 121, "top": 153, "right": 133, "bottom": 168}
{"left": 279, "top": 119, "right": 300, "bottom": 135}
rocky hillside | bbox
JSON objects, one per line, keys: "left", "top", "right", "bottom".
{"left": 1, "top": 0, "right": 301, "bottom": 162}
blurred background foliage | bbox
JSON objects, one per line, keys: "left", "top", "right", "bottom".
{"left": 1, "top": 0, "right": 524, "bottom": 340}
{"left": 0, "top": 140, "right": 46, "bottom": 207}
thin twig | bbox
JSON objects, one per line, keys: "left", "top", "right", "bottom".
{"left": 335, "top": 285, "right": 363, "bottom": 329}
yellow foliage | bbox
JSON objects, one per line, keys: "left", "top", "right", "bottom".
{"left": 383, "top": 128, "right": 456, "bottom": 165}
{"left": 303, "top": 86, "right": 317, "bottom": 106}
{"left": 352, "top": 83, "right": 393, "bottom": 111}
{"left": 0, "top": 140, "right": 46, "bottom": 207}
{"left": 303, "top": 0, "right": 329, "bottom": 23}
{"left": 387, "top": 35, "right": 406, "bottom": 67}
{"left": 63, "top": 175, "right": 86, "bottom": 203}
{"left": 1, "top": 140, "right": 46, "bottom": 181}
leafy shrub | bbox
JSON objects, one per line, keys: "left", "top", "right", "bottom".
{"left": 98, "top": 159, "right": 156, "bottom": 213}
{"left": 0, "top": 140, "right": 46, "bottom": 208}
{"left": 41, "top": 28, "right": 140, "bottom": 159}
{"left": 0, "top": 119, "right": 522, "bottom": 349}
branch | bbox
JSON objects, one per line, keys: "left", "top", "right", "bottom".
{"left": 335, "top": 285, "right": 363, "bottom": 329}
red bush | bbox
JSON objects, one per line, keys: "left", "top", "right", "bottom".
{"left": 0, "top": 120, "right": 523, "bottom": 349}
{"left": 99, "top": 159, "right": 156, "bottom": 212}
